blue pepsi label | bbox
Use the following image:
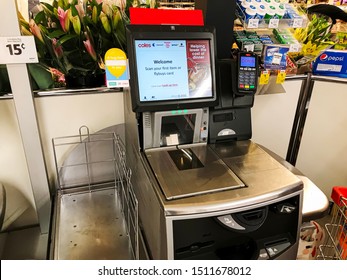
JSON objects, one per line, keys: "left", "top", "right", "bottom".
{"left": 313, "top": 50, "right": 347, "bottom": 78}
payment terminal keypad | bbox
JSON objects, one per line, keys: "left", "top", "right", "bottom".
{"left": 237, "top": 52, "right": 258, "bottom": 94}
{"left": 238, "top": 67, "right": 257, "bottom": 91}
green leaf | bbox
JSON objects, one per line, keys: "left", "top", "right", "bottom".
{"left": 57, "top": 34, "right": 78, "bottom": 46}
{"left": 70, "top": 4, "right": 79, "bottom": 17}
{"left": 49, "top": 30, "right": 66, "bottom": 38}
{"left": 34, "top": 11, "right": 46, "bottom": 24}
{"left": 40, "top": 2, "right": 55, "bottom": 13}
{"left": 83, "top": 15, "right": 95, "bottom": 28}
{"left": 52, "top": 0, "right": 59, "bottom": 9}
{"left": 70, "top": 0, "right": 79, "bottom": 6}
{"left": 28, "top": 63, "right": 54, "bottom": 89}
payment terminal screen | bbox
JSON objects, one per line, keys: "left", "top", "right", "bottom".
{"left": 240, "top": 56, "right": 256, "bottom": 67}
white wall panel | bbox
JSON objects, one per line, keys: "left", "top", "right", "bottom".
{"left": 296, "top": 81, "right": 347, "bottom": 199}
{"left": 34, "top": 92, "right": 124, "bottom": 185}
{"left": 251, "top": 80, "right": 302, "bottom": 159}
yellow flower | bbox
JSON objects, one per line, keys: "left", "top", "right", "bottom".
{"left": 100, "top": 12, "right": 111, "bottom": 34}
{"left": 92, "top": 6, "right": 98, "bottom": 24}
{"left": 302, "top": 41, "right": 317, "bottom": 56}
{"left": 112, "top": 8, "right": 121, "bottom": 29}
{"left": 70, "top": 15, "right": 81, "bottom": 35}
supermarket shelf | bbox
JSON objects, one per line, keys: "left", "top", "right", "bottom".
{"left": 157, "top": 1, "right": 195, "bottom": 9}
{"left": 0, "top": 93, "right": 13, "bottom": 100}
{"left": 236, "top": 2, "right": 308, "bottom": 30}
{"left": 0, "top": 87, "right": 122, "bottom": 100}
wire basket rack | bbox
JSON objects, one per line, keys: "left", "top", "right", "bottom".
{"left": 52, "top": 126, "right": 138, "bottom": 259}
{"left": 157, "top": 0, "right": 195, "bottom": 9}
{"left": 318, "top": 187, "right": 347, "bottom": 260}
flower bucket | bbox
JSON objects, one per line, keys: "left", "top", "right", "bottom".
{"left": 65, "top": 72, "right": 105, "bottom": 89}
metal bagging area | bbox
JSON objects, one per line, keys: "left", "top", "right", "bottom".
{"left": 49, "top": 127, "right": 138, "bottom": 260}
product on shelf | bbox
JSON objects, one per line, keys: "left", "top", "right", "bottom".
{"left": 273, "top": 28, "right": 300, "bottom": 44}
{"left": 286, "top": 55, "right": 298, "bottom": 75}
{"left": 334, "top": 32, "right": 347, "bottom": 49}
{"left": 264, "top": 5, "right": 278, "bottom": 23}
{"left": 259, "top": 34, "right": 274, "bottom": 44}
{"left": 262, "top": 44, "right": 290, "bottom": 70}
{"left": 234, "top": 30, "right": 273, "bottom": 52}
{"left": 236, "top": 0, "right": 307, "bottom": 27}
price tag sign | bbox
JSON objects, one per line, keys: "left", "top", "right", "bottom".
{"left": 0, "top": 36, "right": 38, "bottom": 64}
{"left": 292, "top": 18, "right": 303, "bottom": 28}
{"left": 244, "top": 44, "right": 255, "bottom": 52}
{"left": 276, "top": 70, "right": 286, "bottom": 84}
{"left": 268, "top": 19, "right": 279, "bottom": 29}
{"left": 289, "top": 43, "right": 301, "bottom": 53}
{"left": 259, "top": 70, "right": 270, "bottom": 85}
{"left": 247, "top": 19, "right": 259, "bottom": 29}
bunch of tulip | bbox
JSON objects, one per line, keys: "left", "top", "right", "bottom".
{"left": 20, "top": 0, "right": 134, "bottom": 84}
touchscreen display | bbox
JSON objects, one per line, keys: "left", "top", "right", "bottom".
{"left": 240, "top": 56, "right": 256, "bottom": 68}
{"left": 134, "top": 39, "right": 213, "bottom": 102}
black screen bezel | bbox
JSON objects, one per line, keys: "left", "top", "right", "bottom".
{"left": 126, "top": 24, "right": 218, "bottom": 112}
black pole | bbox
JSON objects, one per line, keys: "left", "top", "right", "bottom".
{"left": 195, "top": 0, "right": 236, "bottom": 59}
{"left": 286, "top": 73, "right": 315, "bottom": 165}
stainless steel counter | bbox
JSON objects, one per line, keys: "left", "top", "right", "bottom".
{"left": 145, "top": 144, "right": 244, "bottom": 200}
{"left": 259, "top": 144, "right": 329, "bottom": 221}
{"left": 146, "top": 140, "right": 303, "bottom": 217}
{"left": 50, "top": 124, "right": 329, "bottom": 259}
{"left": 101, "top": 125, "right": 329, "bottom": 220}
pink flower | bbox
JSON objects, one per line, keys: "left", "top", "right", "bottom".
{"left": 75, "top": 4, "right": 85, "bottom": 19}
{"left": 102, "top": 2, "right": 113, "bottom": 17}
{"left": 29, "top": 19, "right": 43, "bottom": 43}
{"left": 52, "top": 38, "right": 63, "bottom": 58}
{"left": 49, "top": 67, "right": 65, "bottom": 81}
{"left": 116, "top": 0, "right": 126, "bottom": 11}
{"left": 83, "top": 39, "right": 97, "bottom": 61}
{"left": 57, "top": 7, "right": 70, "bottom": 32}
{"left": 104, "top": 0, "right": 126, "bottom": 11}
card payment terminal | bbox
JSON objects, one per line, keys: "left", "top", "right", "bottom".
{"left": 237, "top": 52, "right": 258, "bottom": 94}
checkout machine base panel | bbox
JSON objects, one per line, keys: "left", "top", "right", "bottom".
{"left": 170, "top": 193, "right": 301, "bottom": 260}
{"left": 137, "top": 140, "right": 303, "bottom": 260}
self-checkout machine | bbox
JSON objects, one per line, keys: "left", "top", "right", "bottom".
{"left": 123, "top": 2, "right": 303, "bottom": 260}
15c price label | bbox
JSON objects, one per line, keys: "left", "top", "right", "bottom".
{"left": 0, "top": 36, "right": 38, "bottom": 64}
{"left": 6, "top": 42, "right": 26, "bottom": 56}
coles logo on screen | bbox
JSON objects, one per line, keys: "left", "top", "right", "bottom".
{"left": 319, "top": 53, "right": 344, "bottom": 62}
{"left": 138, "top": 43, "right": 151, "bottom": 48}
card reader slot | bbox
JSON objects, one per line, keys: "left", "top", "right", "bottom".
{"left": 231, "top": 207, "right": 268, "bottom": 232}
{"left": 176, "top": 241, "right": 215, "bottom": 255}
